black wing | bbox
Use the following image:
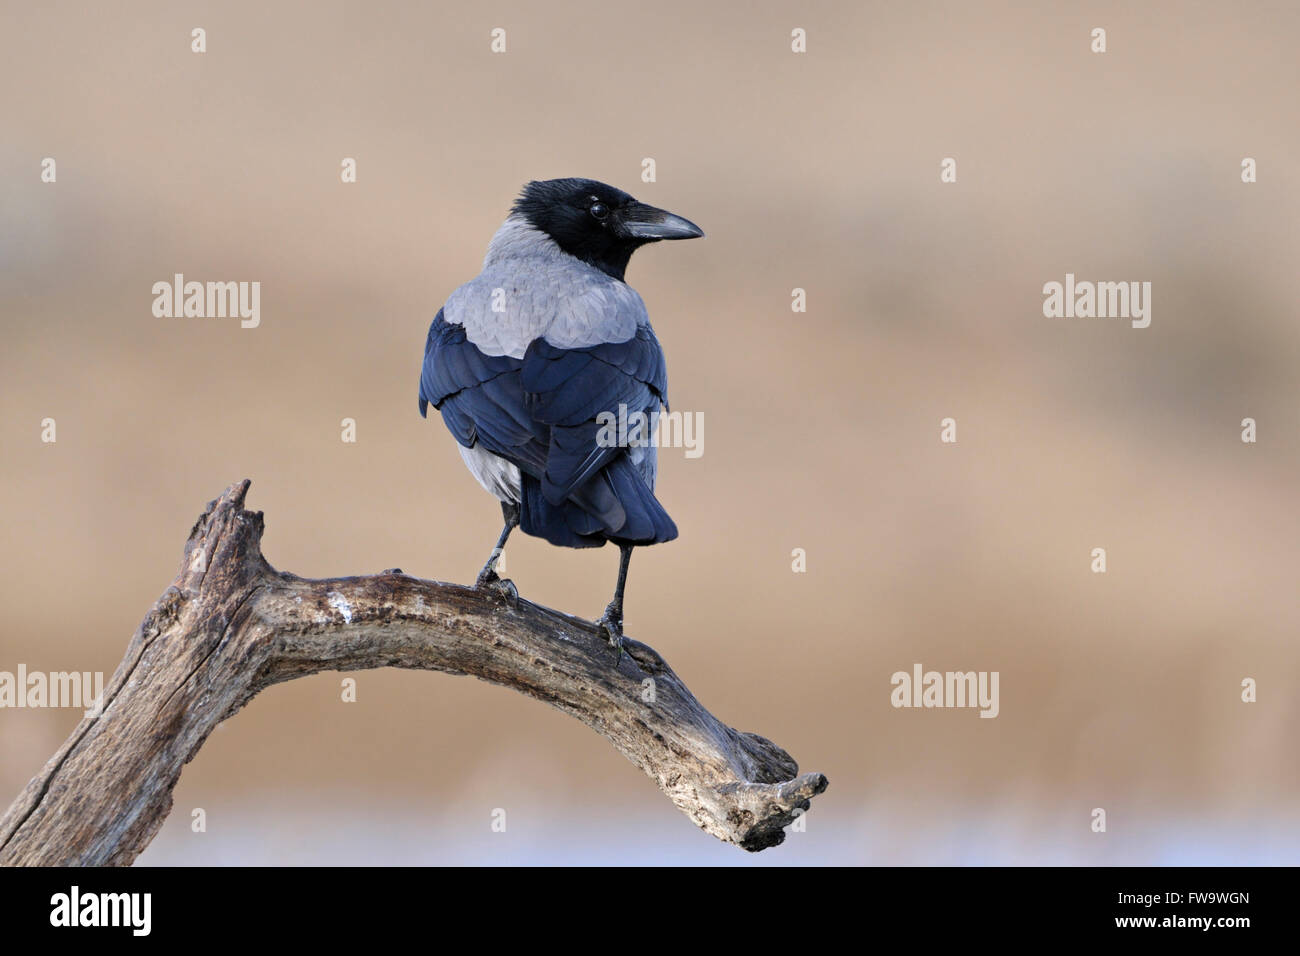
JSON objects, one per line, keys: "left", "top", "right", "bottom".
{"left": 418, "top": 308, "right": 548, "bottom": 477}
{"left": 520, "top": 323, "right": 668, "bottom": 505}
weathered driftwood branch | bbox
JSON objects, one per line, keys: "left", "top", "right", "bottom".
{"left": 0, "top": 480, "right": 826, "bottom": 865}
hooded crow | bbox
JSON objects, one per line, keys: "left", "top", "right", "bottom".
{"left": 418, "top": 178, "right": 703, "bottom": 651}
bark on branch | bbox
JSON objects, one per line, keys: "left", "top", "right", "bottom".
{"left": 0, "top": 480, "right": 827, "bottom": 864}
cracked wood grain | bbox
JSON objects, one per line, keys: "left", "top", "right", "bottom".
{"left": 0, "top": 480, "right": 827, "bottom": 865}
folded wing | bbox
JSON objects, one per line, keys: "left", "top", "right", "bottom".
{"left": 420, "top": 309, "right": 676, "bottom": 548}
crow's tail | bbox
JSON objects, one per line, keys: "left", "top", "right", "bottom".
{"left": 520, "top": 455, "right": 677, "bottom": 548}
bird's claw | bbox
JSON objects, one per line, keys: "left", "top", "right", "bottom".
{"left": 475, "top": 569, "right": 518, "bottom": 607}
{"left": 597, "top": 604, "right": 625, "bottom": 664}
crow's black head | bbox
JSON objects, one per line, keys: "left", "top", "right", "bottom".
{"left": 511, "top": 178, "right": 703, "bottom": 281}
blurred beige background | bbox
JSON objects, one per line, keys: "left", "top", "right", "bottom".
{"left": 1, "top": 0, "right": 1297, "bottom": 864}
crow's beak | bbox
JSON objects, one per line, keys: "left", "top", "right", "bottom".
{"left": 620, "top": 202, "right": 705, "bottom": 240}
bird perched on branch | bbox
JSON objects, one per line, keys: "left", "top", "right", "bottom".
{"left": 419, "top": 178, "right": 703, "bottom": 652}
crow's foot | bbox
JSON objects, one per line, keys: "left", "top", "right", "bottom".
{"left": 596, "top": 602, "right": 625, "bottom": 663}
{"left": 475, "top": 568, "right": 518, "bottom": 606}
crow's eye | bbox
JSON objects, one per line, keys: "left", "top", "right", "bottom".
{"left": 589, "top": 201, "right": 609, "bottom": 221}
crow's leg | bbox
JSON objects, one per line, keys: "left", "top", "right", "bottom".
{"left": 597, "top": 544, "right": 634, "bottom": 658}
{"left": 475, "top": 501, "right": 520, "bottom": 602}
